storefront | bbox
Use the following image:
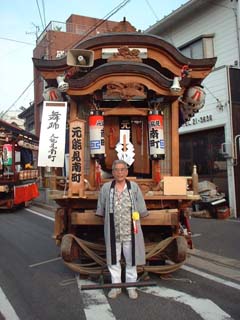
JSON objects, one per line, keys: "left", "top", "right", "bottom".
{"left": 180, "top": 127, "right": 228, "bottom": 199}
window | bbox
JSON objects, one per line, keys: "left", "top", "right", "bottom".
{"left": 180, "top": 127, "right": 228, "bottom": 197}
{"left": 179, "top": 34, "right": 214, "bottom": 59}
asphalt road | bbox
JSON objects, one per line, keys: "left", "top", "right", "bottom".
{"left": 0, "top": 209, "right": 84, "bottom": 320}
{"left": 189, "top": 216, "right": 240, "bottom": 261}
{"left": 0, "top": 207, "right": 240, "bottom": 320}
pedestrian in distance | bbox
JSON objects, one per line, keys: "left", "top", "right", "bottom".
{"left": 96, "top": 159, "right": 148, "bottom": 299}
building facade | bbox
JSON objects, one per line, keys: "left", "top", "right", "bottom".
{"left": 147, "top": 0, "right": 240, "bottom": 218}
{"left": 0, "top": 110, "right": 24, "bottom": 129}
{"left": 18, "top": 103, "right": 35, "bottom": 133}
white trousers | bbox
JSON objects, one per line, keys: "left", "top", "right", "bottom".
{"left": 108, "top": 241, "right": 137, "bottom": 284}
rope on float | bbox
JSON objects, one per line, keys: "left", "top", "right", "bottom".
{"left": 61, "top": 234, "right": 186, "bottom": 275}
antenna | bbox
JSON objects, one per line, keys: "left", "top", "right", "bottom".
{"left": 26, "top": 23, "right": 40, "bottom": 41}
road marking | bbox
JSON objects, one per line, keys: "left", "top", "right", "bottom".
{"left": 0, "top": 287, "right": 20, "bottom": 320}
{"left": 76, "top": 276, "right": 116, "bottom": 320}
{"left": 75, "top": 278, "right": 233, "bottom": 320}
{"left": 26, "top": 208, "right": 54, "bottom": 221}
{"left": 140, "top": 286, "right": 232, "bottom": 320}
{"left": 191, "top": 233, "right": 202, "bottom": 238}
{"left": 29, "top": 257, "right": 61, "bottom": 268}
{"left": 182, "top": 264, "right": 240, "bottom": 291}
{"left": 28, "top": 208, "right": 240, "bottom": 289}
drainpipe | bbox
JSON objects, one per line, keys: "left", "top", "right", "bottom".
{"left": 233, "top": 1, "right": 240, "bottom": 65}
{"left": 226, "top": 66, "right": 237, "bottom": 218}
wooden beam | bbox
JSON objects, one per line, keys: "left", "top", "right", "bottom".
{"left": 171, "top": 100, "right": 179, "bottom": 176}
{"left": 71, "top": 209, "right": 179, "bottom": 226}
{"left": 69, "top": 100, "right": 77, "bottom": 121}
{"left": 102, "top": 107, "right": 148, "bottom": 116}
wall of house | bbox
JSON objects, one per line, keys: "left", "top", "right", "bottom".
{"left": 159, "top": 0, "right": 239, "bottom": 68}
{"left": 149, "top": 0, "right": 239, "bottom": 216}
{"left": 179, "top": 68, "right": 229, "bottom": 134}
{"left": 34, "top": 15, "right": 120, "bottom": 60}
{"left": 66, "top": 14, "right": 119, "bottom": 35}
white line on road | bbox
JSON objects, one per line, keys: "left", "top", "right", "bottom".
{"left": 29, "top": 257, "right": 61, "bottom": 268}
{"left": 0, "top": 287, "right": 20, "bottom": 320}
{"left": 140, "top": 286, "right": 233, "bottom": 320}
{"left": 27, "top": 207, "right": 240, "bottom": 292}
{"left": 26, "top": 205, "right": 240, "bottom": 320}
{"left": 76, "top": 276, "right": 116, "bottom": 320}
{"left": 191, "top": 233, "right": 202, "bottom": 238}
{"left": 26, "top": 208, "right": 54, "bottom": 221}
{"left": 182, "top": 264, "right": 240, "bottom": 291}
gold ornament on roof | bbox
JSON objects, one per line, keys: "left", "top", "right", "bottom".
{"left": 107, "top": 46, "right": 142, "bottom": 62}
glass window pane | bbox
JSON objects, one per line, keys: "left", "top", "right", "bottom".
{"left": 180, "top": 47, "right": 191, "bottom": 58}
{"left": 191, "top": 40, "right": 203, "bottom": 58}
{"left": 203, "top": 37, "right": 214, "bottom": 58}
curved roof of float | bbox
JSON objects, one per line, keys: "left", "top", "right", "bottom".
{"left": 33, "top": 32, "right": 216, "bottom": 71}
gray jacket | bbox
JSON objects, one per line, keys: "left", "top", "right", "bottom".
{"left": 96, "top": 180, "right": 148, "bottom": 266}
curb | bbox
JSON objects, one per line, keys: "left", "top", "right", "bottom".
{"left": 188, "top": 248, "right": 240, "bottom": 270}
{"left": 30, "top": 201, "right": 58, "bottom": 213}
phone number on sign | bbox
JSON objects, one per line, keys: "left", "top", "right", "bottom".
{"left": 185, "top": 114, "right": 213, "bottom": 126}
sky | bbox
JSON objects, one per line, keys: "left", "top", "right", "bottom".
{"left": 0, "top": 0, "right": 188, "bottom": 115}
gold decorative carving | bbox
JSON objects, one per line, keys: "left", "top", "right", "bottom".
{"left": 107, "top": 46, "right": 142, "bottom": 62}
{"left": 104, "top": 82, "right": 146, "bottom": 100}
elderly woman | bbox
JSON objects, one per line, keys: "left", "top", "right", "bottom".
{"left": 96, "top": 160, "right": 148, "bottom": 299}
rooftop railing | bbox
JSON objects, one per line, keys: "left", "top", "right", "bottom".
{"left": 36, "top": 20, "right": 111, "bottom": 44}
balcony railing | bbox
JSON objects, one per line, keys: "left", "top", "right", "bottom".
{"left": 36, "top": 20, "right": 111, "bottom": 44}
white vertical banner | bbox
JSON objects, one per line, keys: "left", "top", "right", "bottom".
{"left": 38, "top": 101, "right": 67, "bottom": 167}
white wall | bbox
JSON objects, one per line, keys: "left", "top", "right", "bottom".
{"left": 153, "top": 0, "right": 238, "bottom": 216}
{"left": 160, "top": 0, "right": 239, "bottom": 67}
{"left": 179, "top": 67, "right": 229, "bottom": 134}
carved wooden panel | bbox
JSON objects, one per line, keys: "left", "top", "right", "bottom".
{"left": 107, "top": 46, "right": 142, "bottom": 62}
{"left": 104, "top": 82, "right": 146, "bottom": 100}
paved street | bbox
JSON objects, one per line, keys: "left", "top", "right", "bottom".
{"left": 189, "top": 216, "right": 240, "bottom": 261}
{"left": 0, "top": 205, "right": 239, "bottom": 320}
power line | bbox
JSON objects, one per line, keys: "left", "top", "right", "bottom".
{"left": 62, "top": 0, "right": 131, "bottom": 51}
{"left": 0, "top": 37, "right": 34, "bottom": 46}
{"left": 144, "top": 0, "right": 159, "bottom": 21}
{"left": 204, "top": 85, "right": 221, "bottom": 102}
{"left": 80, "top": 0, "right": 131, "bottom": 42}
{"left": 0, "top": 80, "right": 34, "bottom": 118}
{"left": 1, "top": 0, "right": 131, "bottom": 117}
{"left": 0, "top": 36, "right": 54, "bottom": 50}
{"left": 41, "top": 0, "right": 47, "bottom": 27}
{"left": 36, "top": 0, "right": 45, "bottom": 30}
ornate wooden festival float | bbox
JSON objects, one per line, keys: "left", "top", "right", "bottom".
{"left": 0, "top": 119, "right": 39, "bottom": 209}
{"left": 33, "top": 19, "right": 216, "bottom": 276}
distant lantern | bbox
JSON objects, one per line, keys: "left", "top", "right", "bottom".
{"left": 3, "top": 144, "right": 12, "bottom": 166}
